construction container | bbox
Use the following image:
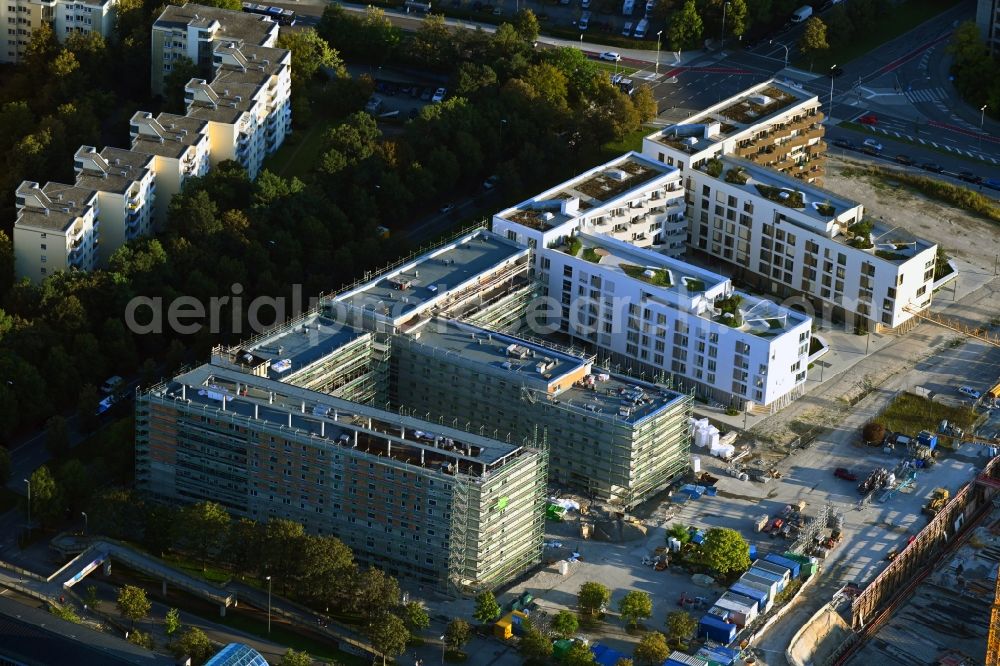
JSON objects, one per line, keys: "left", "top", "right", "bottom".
{"left": 666, "top": 651, "right": 708, "bottom": 666}
{"left": 753, "top": 514, "right": 769, "bottom": 532}
{"left": 494, "top": 616, "right": 513, "bottom": 640}
{"left": 748, "top": 565, "right": 787, "bottom": 593}
{"left": 764, "top": 553, "right": 801, "bottom": 579}
{"left": 715, "top": 591, "right": 759, "bottom": 625}
{"left": 590, "top": 644, "right": 627, "bottom": 666}
{"left": 692, "top": 455, "right": 701, "bottom": 474}
{"left": 696, "top": 645, "right": 742, "bottom": 666}
{"left": 740, "top": 572, "right": 778, "bottom": 605}
{"left": 558, "top": 560, "right": 569, "bottom": 576}
{"left": 553, "top": 640, "right": 573, "bottom": 659}
{"left": 729, "top": 582, "right": 768, "bottom": 612}
{"left": 697, "top": 614, "right": 737, "bottom": 644}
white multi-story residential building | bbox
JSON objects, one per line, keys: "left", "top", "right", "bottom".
{"left": 493, "top": 155, "right": 812, "bottom": 411}
{"left": 73, "top": 146, "right": 156, "bottom": 265}
{"left": 0, "top": 0, "right": 116, "bottom": 64}
{"left": 642, "top": 80, "right": 826, "bottom": 184}
{"left": 685, "top": 156, "right": 937, "bottom": 332}
{"left": 214, "top": 41, "right": 291, "bottom": 156}
{"left": 977, "top": 0, "right": 1000, "bottom": 54}
{"left": 54, "top": 0, "right": 115, "bottom": 40}
{"left": 13, "top": 181, "right": 100, "bottom": 282}
{"left": 150, "top": 2, "right": 279, "bottom": 97}
{"left": 129, "top": 111, "right": 211, "bottom": 225}
{"left": 492, "top": 152, "right": 688, "bottom": 258}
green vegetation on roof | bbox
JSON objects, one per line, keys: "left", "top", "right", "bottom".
{"left": 622, "top": 264, "right": 672, "bottom": 287}
{"left": 755, "top": 184, "right": 804, "bottom": 208}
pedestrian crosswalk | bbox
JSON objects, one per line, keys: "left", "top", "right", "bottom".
{"left": 904, "top": 87, "right": 946, "bottom": 103}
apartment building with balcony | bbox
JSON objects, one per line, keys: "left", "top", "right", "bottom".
{"left": 136, "top": 362, "right": 547, "bottom": 593}
{"left": 73, "top": 145, "right": 156, "bottom": 265}
{"left": 390, "top": 318, "right": 692, "bottom": 507}
{"left": 150, "top": 2, "right": 279, "bottom": 97}
{"left": 685, "top": 156, "right": 937, "bottom": 332}
{"left": 54, "top": 0, "right": 115, "bottom": 40}
{"left": 977, "top": 0, "right": 1000, "bottom": 54}
{"left": 13, "top": 181, "right": 99, "bottom": 282}
{"left": 643, "top": 80, "right": 825, "bottom": 184}
{"left": 492, "top": 152, "right": 688, "bottom": 259}
{"left": 213, "top": 41, "right": 291, "bottom": 155}
{"left": 0, "top": 0, "right": 116, "bottom": 64}
{"left": 129, "top": 111, "right": 211, "bottom": 225}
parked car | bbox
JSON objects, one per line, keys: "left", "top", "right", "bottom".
{"left": 920, "top": 161, "right": 943, "bottom": 173}
{"left": 621, "top": 21, "right": 633, "bottom": 36}
{"left": 431, "top": 87, "right": 447, "bottom": 103}
{"left": 863, "top": 138, "right": 883, "bottom": 151}
{"left": 985, "top": 178, "right": 1000, "bottom": 191}
{"left": 364, "top": 96, "right": 383, "bottom": 114}
{"left": 582, "top": 0, "right": 590, "bottom": 6}
{"left": 599, "top": 51, "right": 622, "bottom": 61}
{"left": 420, "top": 88, "right": 433, "bottom": 101}
{"left": 440, "top": 203, "right": 455, "bottom": 215}
{"left": 861, "top": 145, "right": 880, "bottom": 156}
{"left": 894, "top": 154, "right": 913, "bottom": 166}
{"left": 958, "top": 171, "right": 982, "bottom": 183}
{"left": 101, "top": 375, "right": 124, "bottom": 394}
{"left": 858, "top": 113, "right": 879, "bottom": 125}
{"left": 958, "top": 386, "right": 982, "bottom": 400}
{"left": 483, "top": 175, "right": 499, "bottom": 190}
{"left": 833, "top": 138, "right": 854, "bottom": 149}
{"left": 834, "top": 468, "right": 858, "bottom": 481}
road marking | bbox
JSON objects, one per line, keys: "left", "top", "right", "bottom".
{"left": 904, "top": 87, "right": 946, "bottom": 103}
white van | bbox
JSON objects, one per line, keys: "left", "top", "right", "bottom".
{"left": 645, "top": 0, "right": 655, "bottom": 14}
{"left": 790, "top": 5, "right": 812, "bottom": 22}
{"left": 101, "top": 375, "right": 123, "bottom": 395}
{"left": 579, "top": 11, "right": 591, "bottom": 29}
{"left": 634, "top": 17, "right": 649, "bottom": 38}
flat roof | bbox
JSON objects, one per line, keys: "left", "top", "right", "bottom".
{"left": 75, "top": 147, "right": 153, "bottom": 195}
{"left": 234, "top": 313, "right": 367, "bottom": 381}
{"left": 162, "top": 364, "right": 527, "bottom": 466}
{"left": 332, "top": 229, "right": 528, "bottom": 324}
{"left": 496, "top": 152, "right": 677, "bottom": 230}
{"left": 154, "top": 4, "right": 278, "bottom": 46}
{"left": 648, "top": 80, "right": 817, "bottom": 153}
{"left": 16, "top": 182, "right": 97, "bottom": 232}
{"left": 549, "top": 370, "right": 688, "bottom": 424}
{"left": 405, "top": 318, "right": 590, "bottom": 390}
{"left": 131, "top": 112, "right": 208, "bottom": 159}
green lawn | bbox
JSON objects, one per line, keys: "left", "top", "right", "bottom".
{"left": 593, "top": 60, "right": 639, "bottom": 76}
{"left": 600, "top": 124, "right": 655, "bottom": 160}
{"left": 802, "top": 0, "right": 963, "bottom": 70}
{"left": 263, "top": 119, "right": 336, "bottom": 180}
{"left": 877, "top": 392, "right": 978, "bottom": 444}
{"left": 160, "top": 553, "right": 232, "bottom": 586}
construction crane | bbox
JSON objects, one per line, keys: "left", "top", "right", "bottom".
{"left": 903, "top": 304, "right": 1000, "bottom": 348}
{"left": 987, "top": 569, "right": 1000, "bottom": 666}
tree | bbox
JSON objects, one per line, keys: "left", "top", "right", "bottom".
{"left": 564, "top": 641, "right": 597, "bottom": 666}
{"left": 402, "top": 601, "right": 430, "bottom": 633}
{"left": 77, "top": 383, "right": 101, "bottom": 432}
{"left": 45, "top": 415, "right": 70, "bottom": 457}
{"left": 668, "top": 0, "right": 704, "bottom": 51}
{"left": 618, "top": 590, "right": 653, "bottom": 628}
{"left": 862, "top": 421, "right": 885, "bottom": 445}
{"left": 117, "top": 585, "right": 151, "bottom": 628}
{"left": 551, "top": 609, "right": 579, "bottom": 638}
{"left": 615, "top": 660, "right": 634, "bottom": 666}
{"left": 192, "top": 0, "right": 241, "bottom": 9}
{"left": 727, "top": 0, "right": 748, "bottom": 37}
{"left": 633, "top": 632, "right": 671, "bottom": 666}
{"left": 169, "top": 627, "right": 214, "bottom": 664}
{"left": 578, "top": 581, "right": 611, "bottom": 616}
{"left": 799, "top": 16, "right": 829, "bottom": 66}
{"left": 0, "top": 446, "right": 10, "bottom": 486}
{"left": 520, "top": 621, "right": 554, "bottom": 662}
{"left": 444, "top": 618, "right": 471, "bottom": 651}
{"left": 368, "top": 613, "right": 409, "bottom": 666}
{"left": 56, "top": 459, "right": 91, "bottom": 512}
{"left": 162, "top": 56, "right": 199, "bottom": 113}
{"left": 127, "top": 629, "right": 154, "bottom": 649}
{"left": 29, "top": 465, "right": 63, "bottom": 527}
{"left": 279, "top": 648, "right": 314, "bottom": 666}
{"left": 631, "top": 84, "right": 658, "bottom": 122}
{"left": 277, "top": 28, "right": 345, "bottom": 87}
{"left": 515, "top": 9, "right": 540, "bottom": 42}
{"left": 165, "top": 607, "right": 181, "bottom": 636}
{"left": 667, "top": 523, "right": 691, "bottom": 544}
{"left": 665, "top": 611, "right": 697, "bottom": 648}
{"left": 700, "top": 527, "right": 751, "bottom": 577}
{"left": 473, "top": 590, "right": 502, "bottom": 623}
{"left": 180, "top": 501, "right": 230, "bottom": 567}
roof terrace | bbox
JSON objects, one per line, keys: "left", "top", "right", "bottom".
{"left": 649, "top": 80, "right": 816, "bottom": 154}
{"left": 707, "top": 291, "right": 810, "bottom": 337}
{"left": 497, "top": 152, "right": 676, "bottom": 231}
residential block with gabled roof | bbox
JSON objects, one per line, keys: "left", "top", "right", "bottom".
{"left": 13, "top": 181, "right": 100, "bottom": 281}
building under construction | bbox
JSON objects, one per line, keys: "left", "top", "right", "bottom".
{"left": 136, "top": 228, "right": 693, "bottom": 592}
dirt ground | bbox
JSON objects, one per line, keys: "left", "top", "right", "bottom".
{"left": 750, "top": 156, "right": 1000, "bottom": 449}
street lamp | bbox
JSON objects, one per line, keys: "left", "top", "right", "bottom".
{"left": 23, "top": 478, "right": 30, "bottom": 531}
{"left": 265, "top": 575, "right": 272, "bottom": 633}
{"left": 81, "top": 512, "right": 87, "bottom": 536}
{"left": 440, "top": 635, "right": 447, "bottom": 663}
{"left": 828, "top": 64, "right": 837, "bottom": 123}
{"left": 770, "top": 40, "right": 789, "bottom": 67}
{"left": 499, "top": 118, "right": 507, "bottom": 147}
{"left": 720, "top": 1, "right": 730, "bottom": 50}
{"left": 655, "top": 30, "right": 663, "bottom": 75}
{"left": 980, "top": 104, "right": 988, "bottom": 152}
{"left": 579, "top": 33, "right": 583, "bottom": 49}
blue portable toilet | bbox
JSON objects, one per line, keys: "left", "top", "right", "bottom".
{"left": 748, "top": 544, "right": 757, "bottom": 561}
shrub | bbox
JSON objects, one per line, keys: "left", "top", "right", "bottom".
{"left": 704, "top": 158, "right": 723, "bottom": 178}
{"left": 862, "top": 421, "right": 885, "bottom": 444}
